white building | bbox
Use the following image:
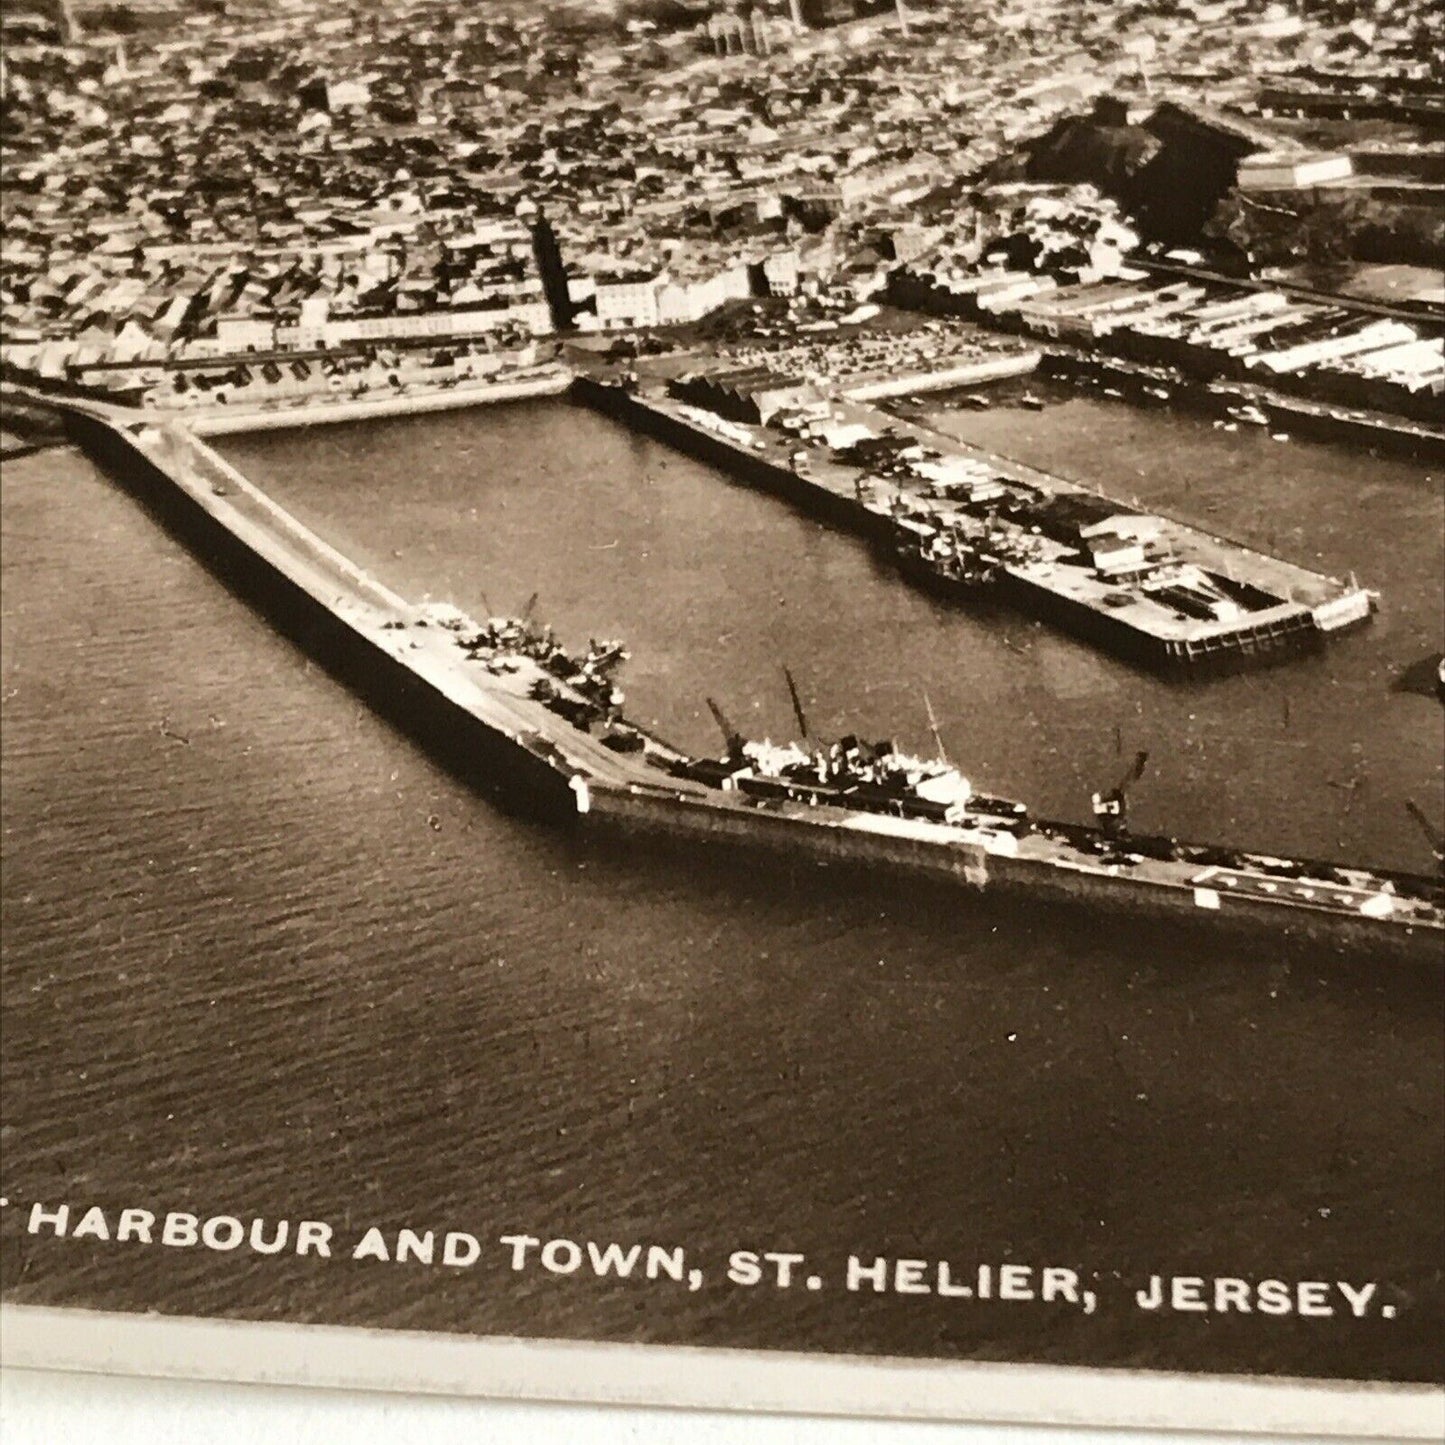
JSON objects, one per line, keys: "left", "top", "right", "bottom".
{"left": 215, "top": 316, "right": 276, "bottom": 351}
{"left": 294, "top": 295, "right": 330, "bottom": 348}
{"left": 762, "top": 249, "right": 801, "bottom": 296}
{"left": 1237, "top": 151, "right": 1353, "bottom": 190}
{"left": 594, "top": 275, "right": 663, "bottom": 329}
{"left": 1246, "top": 319, "right": 1417, "bottom": 375}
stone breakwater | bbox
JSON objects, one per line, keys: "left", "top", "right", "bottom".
{"left": 12, "top": 388, "right": 1437, "bottom": 960}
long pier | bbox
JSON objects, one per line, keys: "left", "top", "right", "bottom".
{"left": 572, "top": 373, "right": 1374, "bottom": 678}
{"left": 54, "top": 404, "right": 698, "bottom": 816}
{"left": 5, "top": 344, "right": 1389, "bottom": 679}
{"left": 13, "top": 388, "right": 1439, "bottom": 961}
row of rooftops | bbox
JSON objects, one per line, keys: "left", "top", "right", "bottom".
{"left": 901, "top": 255, "right": 1445, "bottom": 394}
{"left": 2, "top": 0, "right": 1437, "bottom": 375}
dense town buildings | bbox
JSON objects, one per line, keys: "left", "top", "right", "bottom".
{"left": 1, "top": 0, "right": 1439, "bottom": 419}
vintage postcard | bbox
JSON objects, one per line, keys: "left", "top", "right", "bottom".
{"left": 1, "top": 0, "right": 1442, "bottom": 1434}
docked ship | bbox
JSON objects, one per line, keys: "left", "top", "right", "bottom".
{"left": 892, "top": 522, "right": 1005, "bottom": 595}
{"left": 655, "top": 706, "right": 1444, "bottom": 947}
{"left": 674, "top": 679, "right": 1029, "bottom": 829}
{"left": 422, "top": 607, "right": 1444, "bottom": 951}
{"left": 45, "top": 396, "right": 1444, "bottom": 962}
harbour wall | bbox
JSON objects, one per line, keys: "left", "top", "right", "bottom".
{"left": 991, "top": 568, "right": 1322, "bottom": 676}
{"left": 587, "top": 782, "right": 993, "bottom": 887}
{"left": 583, "top": 783, "right": 1438, "bottom": 960}
{"left": 174, "top": 373, "right": 573, "bottom": 436}
{"left": 570, "top": 377, "right": 1327, "bottom": 679}
{"left": 60, "top": 409, "right": 581, "bottom": 824}
{"left": 571, "top": 374, "right": 879, "bottom": 537}
{"left": 20, "top": 391, "right": 1438, "bottom": 962}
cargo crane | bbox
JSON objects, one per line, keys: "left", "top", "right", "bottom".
{"left": 783, "top": 665, "right": 811, "bottom": 749}
{"left": 519, "top": 591, "right": 540, "bottom": 636}
{"left": 523, "top": 591, "right": 571, "bottom": 667}
{"left": 782, "top": 664, "right": 834, "bottom": 777}
{"left": 1405, "top": 800, "right": 1445, "bottom": 877}
{"left": 780, "top": 666, "right": 900, "bottom": 787}
{"left": 706, "top": 696, "right": 747, "bottom": 769}
{"left": 1092, "top": 750, "right": 1150, "bottom": 839}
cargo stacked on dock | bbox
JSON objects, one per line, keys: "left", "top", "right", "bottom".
{"left": 21, "top": 390, "right": 1440, "bottom": 960}
{"left": 572, "top": 366, "right": 1376, "bottom": 678}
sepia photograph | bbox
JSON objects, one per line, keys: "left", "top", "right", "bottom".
{"left": 1, "top": 0, "right": 1442, "bottom": 1432}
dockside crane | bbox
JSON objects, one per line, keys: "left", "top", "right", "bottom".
{"left": 783, "top": 665, "right": 811, "bottom": 746}
{"left": 706, "top": 697, "right": 747, "bottom": 769}
{"left": 515, "top": 590, "right": 559, "bottom": 655}
{"left": 1404, "top": 800, "right": 1445, "bottom": 876}
{"left": 1092, "top": 750, "right": 1150, "bottom": 839}
{"left": 781, "top": 666, "right": 888, "bottom": 780}
{"left": 785, "top": 663, "right": 842, "bottom": 780}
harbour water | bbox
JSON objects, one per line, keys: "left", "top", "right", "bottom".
{"left": 1, "top": 392, "right": 1441, "bottom": 1381}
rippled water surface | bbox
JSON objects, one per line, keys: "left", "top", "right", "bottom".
{"left": 2, "top": 394, "right": 1441, "bottom": 1382}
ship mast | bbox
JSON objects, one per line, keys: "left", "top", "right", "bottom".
{"left": 924, "top": 691, "right": 948, "bottom": 765}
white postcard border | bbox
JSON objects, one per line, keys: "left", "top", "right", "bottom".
{"left": 2, "top": 1304, "right": 1442, "bottom": 1438}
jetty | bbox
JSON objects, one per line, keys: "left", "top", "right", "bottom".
{"left": 14, "top": 387, "right": 1439, "bottom": 961}
{"left": 573, "top": 370, "right": 1375, "bottom": 677}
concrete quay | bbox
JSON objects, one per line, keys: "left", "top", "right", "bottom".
{"left": 41, "top": 392, "right": 691, "bottom": 822}
{"left": 571, "top": 374, "right": 1375, "bottom": 678}
{"left": 158, "top": 371, "right": 574, "bottom": 436}
{"left": 9, "top": 387, "right": 1438, "bottom": 960}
